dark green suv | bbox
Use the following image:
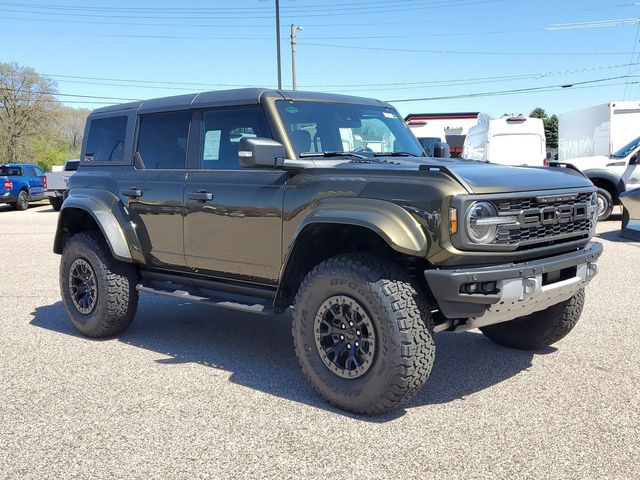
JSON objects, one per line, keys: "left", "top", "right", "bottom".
{"left": 54, "top": 89, "right": 602, "bottom": 414}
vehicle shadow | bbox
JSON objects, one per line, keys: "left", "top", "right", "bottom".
{"left": 30, "top": 296, "right": 545, "bottom": 421}
{"left": 596, "top": 228, "right": 640, "bottom": 243}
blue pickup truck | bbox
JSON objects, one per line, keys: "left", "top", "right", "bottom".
{"left": 0, "top": 163, "right": 47, "bottom": 210}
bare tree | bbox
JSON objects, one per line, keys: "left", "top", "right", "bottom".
{"left": 58, "top": 106, "right": 90, "bottom": 157}
{"left": 0, "top": 62, "right": 58, "bottom": 163}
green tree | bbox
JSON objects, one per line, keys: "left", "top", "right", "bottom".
{"left": 529, "top": 108, "right": 558, "bottom": 149}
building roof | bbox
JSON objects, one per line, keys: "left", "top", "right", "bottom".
{"left": 404, "top": 112, "right": 480, "bottom": 121}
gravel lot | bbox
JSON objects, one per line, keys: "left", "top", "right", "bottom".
{"left": 1, "top": 203, "right": 638, "bottom": 480}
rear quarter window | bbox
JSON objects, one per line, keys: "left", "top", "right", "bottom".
{"left": 0, "top": 166, "right": 23, "bottom": 176}
{"left": 84, "top": 116, "right": 128, "bottom": 163}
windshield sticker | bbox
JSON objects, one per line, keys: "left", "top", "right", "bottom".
{"left": 383, "top": 112, "right": 397, "bottom": 119}
{"left": 285, "top": 106, "right": 299, "bottom": 114}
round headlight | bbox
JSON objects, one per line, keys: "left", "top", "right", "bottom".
{"left": 465, "top": 201, "right": 498, "bottom": 243}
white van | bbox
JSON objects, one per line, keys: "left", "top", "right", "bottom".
{"left": 462, "top": 115, "right": 547, "bottom": 166}
{"left": 406, "top": 120, "right": 447, "bottom": 156}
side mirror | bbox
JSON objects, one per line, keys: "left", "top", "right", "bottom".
{"left": 238, "top": 137, "right": 285, "bottom": 168}
{"left": 629, "top": 153, "right": 638, "bottom": 165}
{"left": 433, "top": 142, "right": 450, "bottom": 158}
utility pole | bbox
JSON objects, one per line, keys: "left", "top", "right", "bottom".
{"left": 275, "top": 0, "right": 282, "bottom": 89}
{"left": 290, "top": 24, "right": 303, "bottom": 90}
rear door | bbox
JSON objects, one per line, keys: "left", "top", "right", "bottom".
{"left": 183, "top": 106, "right": 286, "bottom": 283}
{"left": 117, "top": 111, "right": 192, "bottom": 268}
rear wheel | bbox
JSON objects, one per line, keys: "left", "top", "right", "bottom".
{"left": 49, "top": 197, "right": 63, "bottom": 211}
{"left": 596, "top": 187, "right": 613, "bottom": 221}
{"left": 622, "top": 206, "right": 630, "bottom": 229}
{"left": 292, "top": 254, "right": 436, "bottom": 414}
{"left": 15, "top": 190, "right": 28, "bottom": 210}
{"left": 60, "top": 231, "right": 139, "bottom": 338}
{"left": 480, "top": 289, "right": 585, "bottom": 350}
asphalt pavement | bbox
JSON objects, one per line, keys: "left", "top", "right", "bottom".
{"left": 1, "top": 203, "right": 638, "bottom": 480}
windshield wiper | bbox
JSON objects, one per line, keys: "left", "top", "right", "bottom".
{"left": 374, "top": 151, "right": 420, "bottom": 157}
{"left": 299, "top": 151, "right": 367, "bottom": 159}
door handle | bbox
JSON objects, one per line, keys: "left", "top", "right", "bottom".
{"left": 188, "top": 191, "right": 213, "bottom": 201}
{"left": 123, "top": 188, "right": 143, "bottom": 198}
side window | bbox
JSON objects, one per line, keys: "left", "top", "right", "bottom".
{"left": 84, "top": 116, "right": 127, "bottom": 163}
{"left": 137, "top": 111, "right": 191, "bottom": 170}
{"left": 25, "top": 167, "right": 35, "bottom": 177}
{"left": 200, "top": 107, "right": 270, "bottom": 169}
{"left": 34, "top": 167, "right": 44, "bottom": 177}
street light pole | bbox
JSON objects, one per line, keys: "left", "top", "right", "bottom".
{"left": 275, "top": 0, "right": 282, "bottom": 89}
{"left": 290, "top": 24, "right": 303, "bottom": 90}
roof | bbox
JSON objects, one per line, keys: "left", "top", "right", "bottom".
{"left": 0, "top": 163, "right": 37, "bottom": 168}
{"left": 91, "top": 88, "right": 391, "bottom": 115}
{"left": 404, "top": 112, "right": 480, "bottom": 121}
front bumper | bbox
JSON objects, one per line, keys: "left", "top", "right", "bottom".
{"left": 0, "top": 191, "right": 17, "bottom": 204}
{"left": 425, "top": 242, "right": 602, "bottom": 330}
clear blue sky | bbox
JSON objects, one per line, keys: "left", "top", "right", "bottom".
{"left": 2, "top": 0, "right": 640, "bottom": 117}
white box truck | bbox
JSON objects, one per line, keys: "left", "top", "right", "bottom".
{"left": 557, "top": 102, "right": 640, "bottom": 220}
{"left": 559, "top": 102, "right": 640, "bottom": 160}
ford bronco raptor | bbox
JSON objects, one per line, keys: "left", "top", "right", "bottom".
{"left": 54, "top": 89, "right": 602, "bottom": 414}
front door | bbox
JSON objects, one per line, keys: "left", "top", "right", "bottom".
{"left": 183, "top": 107, "right": 286, "bottom": 283}
{"left": 117, "top": 110, "right": 192, "bottom": 268}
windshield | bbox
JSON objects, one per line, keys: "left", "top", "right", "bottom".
{"left": 275, "top": 101, "right": 424, "bottom": 158}
{"left": 612, "top": 135, "right": 640, "bottom": 158}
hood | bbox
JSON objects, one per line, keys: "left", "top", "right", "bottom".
{"left": 337, "top": 157, "right": 593, "bottom": 194}
{"left": 563, "top": 155, "right": 613, "bottom": 171}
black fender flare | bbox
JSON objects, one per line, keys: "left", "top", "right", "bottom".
{"left": 289, "top": 197, "right": 428, "bottom": 257}
{"left": 583, "top": 169, "right": 625, "bottom": 196}
{"left": 54, "top": 188, "right": 143, "bottom": 263}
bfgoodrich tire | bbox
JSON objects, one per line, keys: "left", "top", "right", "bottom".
{"left": 480, "top": 289, "right": 585, "bottom": 350}
{"left": 292, "top": 254, "right": 436, "bottom": 415}
{"left": 60, "top": 231, "right": 139, "bottom": 338}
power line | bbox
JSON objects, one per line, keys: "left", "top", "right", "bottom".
{"left": 25, "top": 62, "right": 640, "bottom": 91}
{"left": 299, "top": 41, "right": 636, "bottom": 56}
{"left": 386, "top": 76, "right": 640, "bottom": 102}
{"left": 623, "top": 21, "right": 640, "bottom": 99}
{"left": 0, "top": 0, "right": 501, "bottom": 20}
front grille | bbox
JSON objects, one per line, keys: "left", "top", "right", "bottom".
{"left": 492, "top": 192, "right": 594, "bottom": 248}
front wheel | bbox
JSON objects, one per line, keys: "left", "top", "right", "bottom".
{"left": 60, "top": 231, "right": 139, "bottom": 338}
{"left": 292, "top": 254, "right": 436, "bottom": 414}
{"left": 480, "top": 289, "right": 585, "bottom": 350}
{"left": 596, "top": 187, "right": 613, "bottom": 221}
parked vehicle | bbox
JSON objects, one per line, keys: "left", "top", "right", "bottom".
{"left": 0, "top": 163, "right": 46, "bottom": 210}
{"left": 44, "top": 159, "right": 80, "bottom": 211}
{"left": 558, "top": 102, "right": 640, "bottom": 161}
{"left": 620, "top": 189, "right": 640, "bottom": 240}
{"left": 405, "top": 112, "right": 479, "bottom": 158}
{"left": 406, "top": 119, "right": 447, "bottom": 156}
{"left": 462, "top": 115, "right": 547, "bottom": 166}
{"left": 54, "top": 89, "right": 602, "bottom": 414}
{"left": 559, "top": 135, "right": 640, "bottom": 221}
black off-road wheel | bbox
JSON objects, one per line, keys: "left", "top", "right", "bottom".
{"left": 480, "top": 289, "right": 585, "bottom": 350}
{"left": 15, "top": 190, "right": 29, "bottom": 210}
{"left": 292, "top": 254, "right": 436, "bottom": 415}
{"left": 49, "top": 197, "right": 63, "bottom": 212}
{"left": 60, "top": 231, "right": 139, "bottom": 338}
{"left": 596, "top": 187, "right": 613, "bottom": 221}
